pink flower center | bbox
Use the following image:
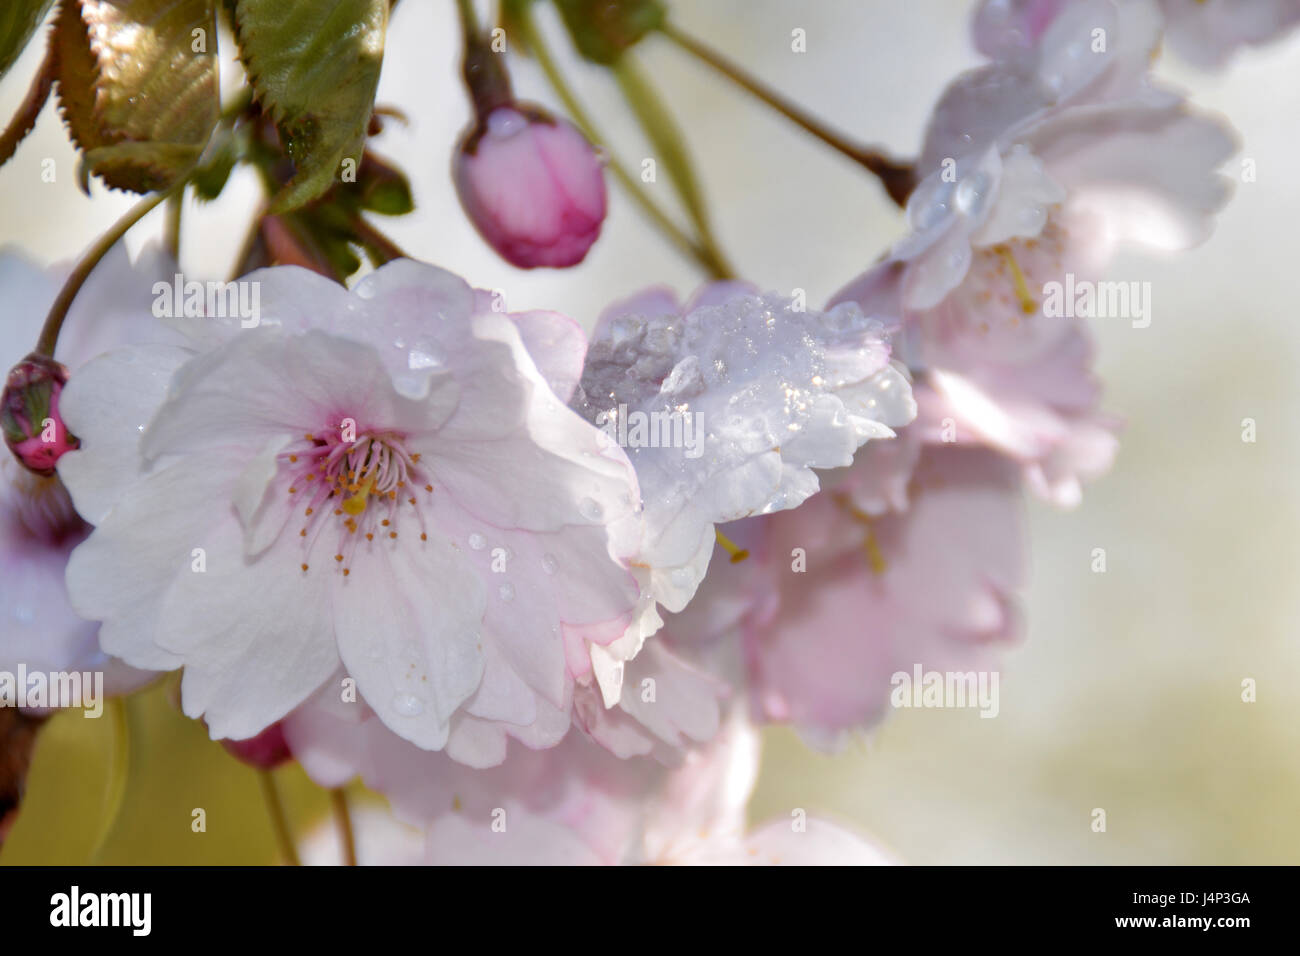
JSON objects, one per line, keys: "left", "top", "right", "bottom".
{"left": 278, "top": 422, "right": 433, "bottom": 577}
{"left": 918, "top": 219, "right": 1074, "bottom": 369}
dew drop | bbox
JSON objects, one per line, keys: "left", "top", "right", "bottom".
{"left": 498, "top": 582, "right": 515, "bottom": 602}
{"left": 392, "top": 694, "right": 424, "bottom": 717}
{"left": 468, "top": 532, "right": 487, "bottom": 550}
{"left": 409, "top": 349, "right": 441, "bottom": 370}
{"left": 579, "top": 497, "right": 603, "bottom": 521}
{"left": 955, "top": 170, "right": 992, "bottom": 217}
{"left": 541, "top": 553, "right": 559, "bottom": 575}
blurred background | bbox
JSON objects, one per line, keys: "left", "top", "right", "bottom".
{"left": 1, "top": 0, "right": 1297, "bottom": 864}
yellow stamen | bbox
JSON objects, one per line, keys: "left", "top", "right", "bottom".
{"left": 838, "top": 495, "right": 889, "bottom": 576}
{"left": 994, "top": 244, "right": 1038, "bottom": 315}
{"left": 862, "top": 526, "right": 887, "bottom": 576}
{"left": 714, "top": 528, "right": 749, "bottom": 563}
{"left": 342, "top": 476, "right": 375, "bottom": 516}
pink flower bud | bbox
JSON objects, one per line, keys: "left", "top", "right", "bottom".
{"left": 454, "top": 105, "right": 607, "bottom": 269}
{"left": 2, "top": 354, "right": 78, "bottom": 476}
{"left": 220, "top": 722, "right": 292, "bottom": 770}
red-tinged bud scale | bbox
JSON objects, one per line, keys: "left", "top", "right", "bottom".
{"left": 2, "top": 354, "right": 78, "bottom": 476}
{"left": 220, "top": 722, "right": 293, "bottom": 770}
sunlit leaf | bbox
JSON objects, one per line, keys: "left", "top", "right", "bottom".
{"left": 52, "top": 0, "right": 220, "bottom": 192}
{"left": 233, "top": 0, "right": 388, "bottom": 213}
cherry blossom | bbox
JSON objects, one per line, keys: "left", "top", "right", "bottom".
{"left": 905, "top": 0, "right": 1235, "bottom": 312}
{"left": 571, "top": 283, "right": 915, "bottom": 619}
{"left": 975, "top": 0, "right": 1300, "bottom": 70}
{"left": 284, "top": 699, "right": 894, "bottom": 865}
{"left": 831, "top": 257, "right": 1120, "bottom": 507}
{"left": 57, "top": 259, "right": 643, "bottom": 764}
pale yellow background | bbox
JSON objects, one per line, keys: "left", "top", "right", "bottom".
{"left": 2, "top": 1, "right": 1296, "bottom": 863}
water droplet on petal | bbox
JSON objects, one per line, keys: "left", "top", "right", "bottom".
{"left": 541, "top": 553, "right": 558, "bottom": 575}
{"left": 579, "top": 497, "right": 603, "bottom": 521}
{"left": 409, "top": 349, "right": 441, "bottom": 370}
{"left": 955, "top": 170, "right": 991, "bottom": 217}
{"left": 468, "top": 533, "right": 487, "bottom": 550}
{"left": 392, "top": 694, "right": 424, "bottom": 717}
{"left": 498, "top": 582, "right": 515, "bottom": 602}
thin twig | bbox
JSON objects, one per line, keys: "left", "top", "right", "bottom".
{"left": 0, "top": 45, "right": 55, "bottom": 167}
{"left": 258, "top": 770, "right": 301, "bottom": 866}
{"left": 329, "top": 789, "right": 358, "bottom": 866}
{"left": 660, "top": 21, "right": 916, "bottom": 207}
{"left": 35, "top": 185, "right": 177, "bottom": 356}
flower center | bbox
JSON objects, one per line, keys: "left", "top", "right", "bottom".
{"left": 916, "top": 219, "right": 1074, "bottom": 369}
{"left": 279, "top": 423, "right": 433, "bottom": 577}
{"left": 832, "top": 491, "right": 889, "bottom": 576}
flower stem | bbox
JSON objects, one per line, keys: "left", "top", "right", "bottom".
{"left": 454, "top": 0, "right": 479, "bottom": 35}
{"left": 514, "top": 6, "right": 733, "bottom": 279}
{"left": 659, "top": 21, "right": 916, "bottom": 207}
{"left": 163, "top": 191, "right": 183, "bottom": 261}
{"left": 229, "top": 207, "right": 269, "bottom": 280}
{"left": 458, "top": 0, "right": 513, "bottom": 119}
{"left": 610, "top": 52, "right": 734, "bottom": 277}
{"left": 330, "top": 789, "right": 358, "bottom": 866}
{"left": 258, "top": 769, "right": 301, "bottom": 866}
{"left": 35, "top": 186, "right": 177, "bottom": 357}
{"left": 87, "top": 697, "right": 130, "bottom": 862}
{"left": 352, "top": 213, "right": 409, "bottom": 265}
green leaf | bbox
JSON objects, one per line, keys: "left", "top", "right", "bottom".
{"left": 233, "top": 0, "right": 389, "bottom": 213}
{"left": 190, "top": 131, "right": 239, "bottom": 201}
{"left": 78, "top": 141, "right": 207, "bottom": 193}
{"left": 354, "top": 151, "right": 412, "bottom": 216}
{"left": 612, "top": 52, "right": 716, "bottom": 245}
{"left": 553, "top": 0, "right": 663, "bottom": 65}
{"left": 0, "top": 0, "right": 54, "bottom": 80}
{"left": 53, "top": 0, "right": 220, "bottom": 193}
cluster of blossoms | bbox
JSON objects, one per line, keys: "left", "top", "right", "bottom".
{"left": 0, "top": 0, "right": 1283, "bottom": 863}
